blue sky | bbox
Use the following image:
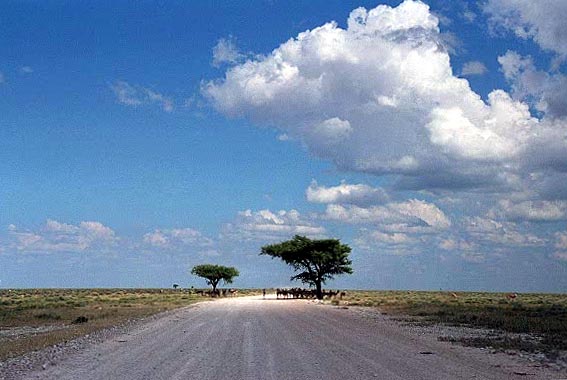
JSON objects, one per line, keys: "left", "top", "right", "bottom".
{"left": 1, "top": 0, "right": 566, "bottom": 291}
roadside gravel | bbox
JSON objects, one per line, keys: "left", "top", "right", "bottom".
{"left": 0, "top": 301, "right": 213, "bottom": 380}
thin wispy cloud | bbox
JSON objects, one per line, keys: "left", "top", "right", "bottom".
{"left": 461, "top": 61, "right": 487, "bottom": 76}
{"left": 462, "top": 10, "right": 476, "bottom": 23}
{"left": 111, "top": 80, "right": 174, "bottom": 112}
{"left": 212, "top": 37, "right": 244, "bottom": 67}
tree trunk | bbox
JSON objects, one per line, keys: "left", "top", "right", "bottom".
{"left": 315, "top": 280, "right": 323, "bottom": 300}
{"left": 211, "top": 280, "right": 219, "bottom": 297}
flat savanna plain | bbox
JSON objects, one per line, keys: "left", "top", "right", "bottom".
{"left": 0, "top": 288, "right": 257, "bottom": 361}
{"left": 343, "top": 291, "right": 567, "bottom": 357}
{"left": 1, "top": 289, "right": 566, "bottom": 363}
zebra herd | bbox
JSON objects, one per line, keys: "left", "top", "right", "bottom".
{"left": 195, "top": 288, "right": 238, "bottom": 297}
{"left": 275, "top": 288, "right": 346, "bottom": 299}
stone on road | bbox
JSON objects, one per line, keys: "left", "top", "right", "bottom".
{"left": 22, "top": 296, "right": 555, "bottom": 380}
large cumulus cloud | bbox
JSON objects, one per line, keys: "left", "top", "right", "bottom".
{"left": 204, "top": 0, "right": 567, "bottom": 202}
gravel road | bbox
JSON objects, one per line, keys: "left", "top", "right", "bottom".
{"left": 15, "top": 296, "right": 565, "bottom": 380}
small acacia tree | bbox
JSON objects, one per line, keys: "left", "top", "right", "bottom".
{"left": 191, "top": 264, "right": 239, "bottom": 293}
{"left": 260, "top": 235, "right": 353, "bottom": 300}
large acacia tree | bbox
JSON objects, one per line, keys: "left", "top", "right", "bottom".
{"left": 260, "top": 235, "right": 353, "bottom": 299}
{"left": 191, "top": 264, "right": 239, "bottom": 293}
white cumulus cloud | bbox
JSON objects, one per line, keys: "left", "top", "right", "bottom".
{"left": 204, "top": 0, "right": 566, "bottom": 199}
{"left": 7, "top": 220, "right": 118, "bottom": 253}
{"left": 306, "top": 180, "right": 388, "bottom": 206}
{"left": 485, "top": 0, "right": 567, "bottom": 57}
{"left": 491, "top": 199, "right": 567, "bottom": 222}
{"left": 322, "top": 199, "right": 451, "bottom": 231}
{"left": 222, "top": 209, "right": 326, "bottom": 242}
{"left": 498, "top": 50, "right": 567, "bottom": 118}
{"left": 465, "top": 216, "right": 544, "bottom": 246}
{"left": 439, "top": 238, "right": 474, "bottom": 251}
{"left": 354, "top": 228, "right": 421, "bottom": 255}
{"left": 143, "top": 227, "right": 214, "bottom": 250}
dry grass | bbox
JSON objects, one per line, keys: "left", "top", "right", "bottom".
{"left": 339, "top": 290, "right": 567, "bottom": 354}
{"left": 0, "top": 288, "right": 258, "bottom": 361}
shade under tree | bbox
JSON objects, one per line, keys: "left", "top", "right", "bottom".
{"left": 260, "top": 235, "right": 353, "bottom": 299}
{"left": 191, "top": 264, "right": 239, "bottom": 293}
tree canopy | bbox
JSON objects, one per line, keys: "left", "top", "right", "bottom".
{"left": 191, "top": 264, "right": 239, "bottom": 292}
{"left": 260, "top": 235, "right": 352, "bottom": 299}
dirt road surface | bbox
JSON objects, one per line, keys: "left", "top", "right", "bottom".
{"left": 17, "top": 296, "right": 564, "bottom": 380}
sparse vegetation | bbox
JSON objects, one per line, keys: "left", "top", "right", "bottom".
{"left": 0, "top": 288, "right": 256, "bottom": 361}
{"left": 340, "top": 290, "right": 567, "bottom": 355}
{"left": 3, "top": 288, "right": 564, "bottom": 362}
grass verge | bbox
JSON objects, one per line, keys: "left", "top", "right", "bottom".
{"left": 340, "top": 290, "right": 567, "bottom": 355}
{"left": 0, "top": 288, "right": 257, "bottom": 361}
